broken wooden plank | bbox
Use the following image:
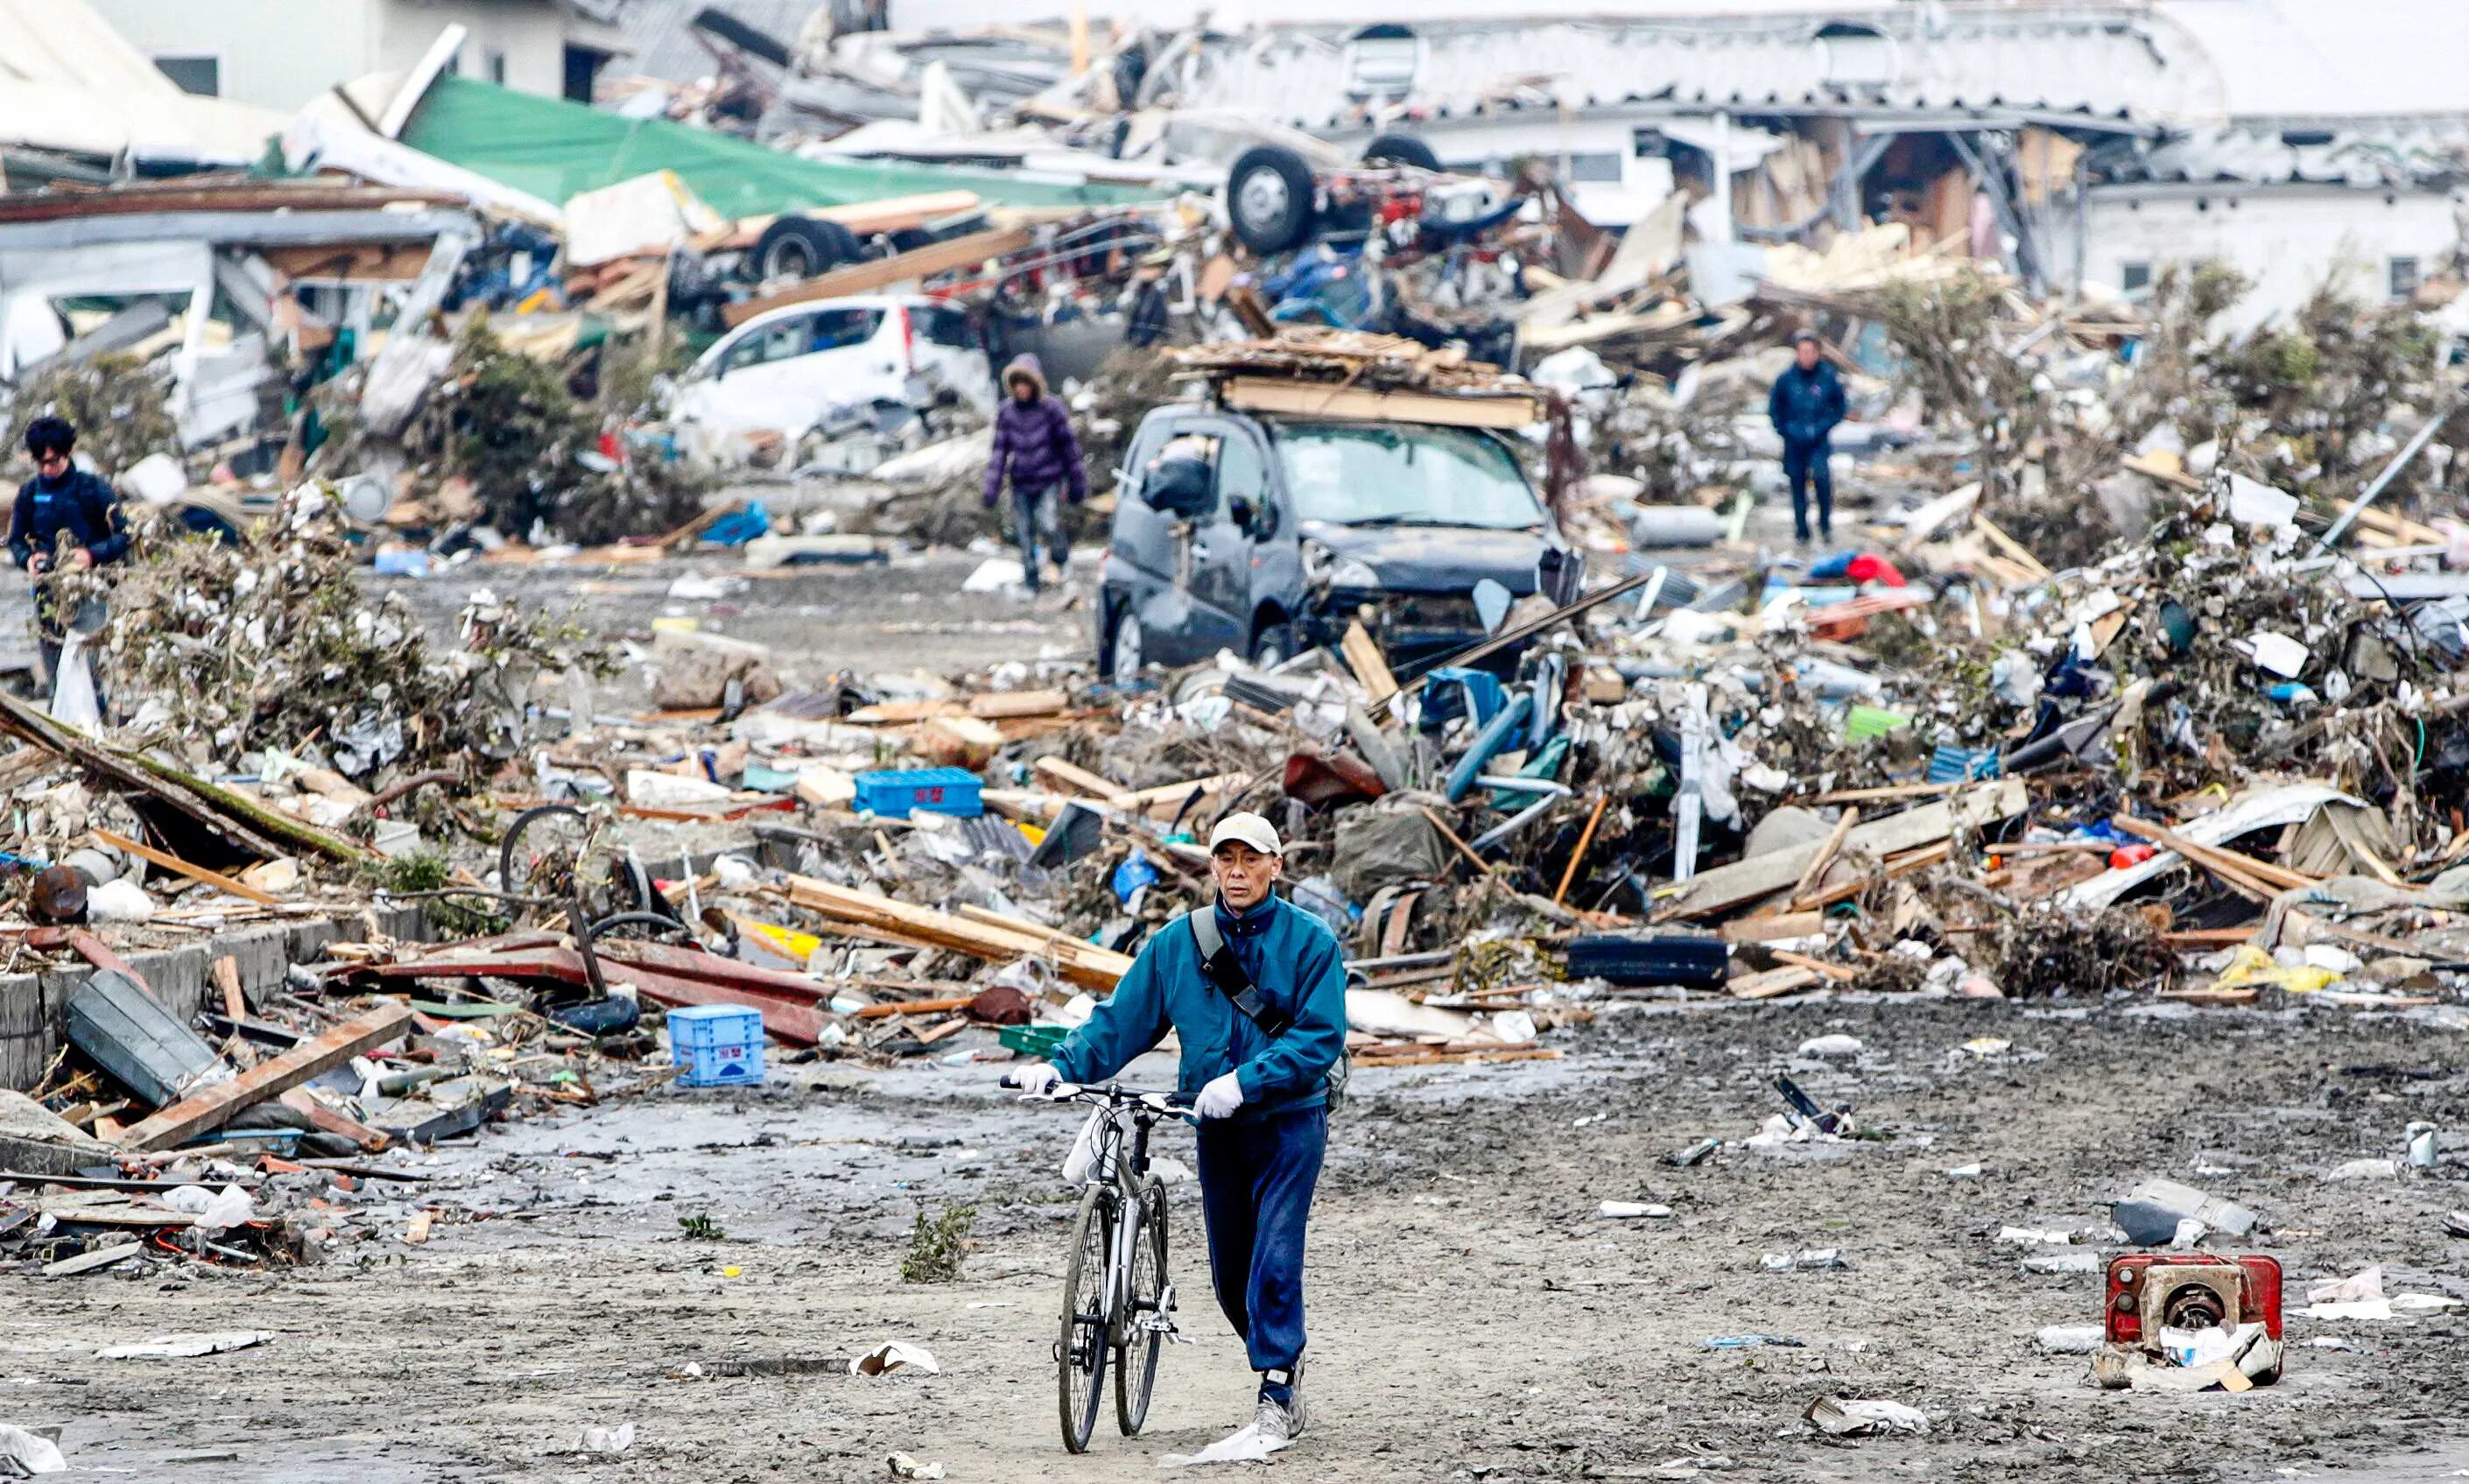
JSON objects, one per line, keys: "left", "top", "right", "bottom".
{"left": 2108, "top": 814, "right": 2318, "bottom": 893}
{"left": 1769, "top": 949, "right": 1860, "bottom": 983}
{"left": 1033, "top": 756, "right": 1129, "bottom": 803}
{"left": 1662, "top": 779, "right": 2027, "bottom": 919}
{"left": 42, "top": 1241, "right": 142, "bottom": 1277}
{"left": 967, "top": 689, "right": 1069, "bottom": 721}
{"left": 1339, "top": 620, "right": 1399, "bottom": 705}
{"left": 113, "top": 1004, "right": 415, "bottom": 1152}
{"left": 1727, "top": 966, "right": 1824, "bottom": 1000}
{"left": 720, "top": 224, "right": 1031, "bottom": 327}
{"left": 94, "top": 828, "right": 282, "bottom": 907}
{"left": 1720, "top": 912, "right": 1828, "bottom": 945}
{"left": 1219, "top": 376, "right": 1542, "bottom": 430}
{"left": 781, "top": 875, "right": 1132, "bottom": 990}
{"left": 1788, "top": 806, "right": 1859, "bottom": 904}
{"left": 278, "top": 1088, "right": 390, "bottom": 1152}
{"left": 211, "top": 956, "right": 245, "bottom": 1022}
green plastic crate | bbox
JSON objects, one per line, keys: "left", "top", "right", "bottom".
{"left": 1000, "top": 1024, "right": 1069, "bottom": 1058}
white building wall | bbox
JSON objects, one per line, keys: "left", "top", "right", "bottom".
{"left": 1379, "top": 116, "right": 1678, "bottom": 228}
{"left": 88, "top": 0, "right": 579, "bottom": 112}
{"left": 372, "top": 0, "right": 573, "bottom": 100}
{"left": 88, "top": 0, "right": 376, "bottom": 111}
{"left": 2079, "top": 184, "right": 2463, "bottom": 327}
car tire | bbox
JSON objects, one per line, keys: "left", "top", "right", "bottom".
{"left": 1251, "top": 622, "right": 1296, "bottom": 668}
{"left": 751, "top": 216, "right": 861, "bottom": 281}
{"left": 1227, "top": 145, "right": 1317, "bottom": 256}
{"left": 1361, "top": 133, "right": 1441, "bottom": 172}
{"left": 1108, "top": 608, "right": 1146, "bottom": 684}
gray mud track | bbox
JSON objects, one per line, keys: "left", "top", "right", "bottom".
{"left": 16, "top": 997, "right": 2469, "bottom": 1481}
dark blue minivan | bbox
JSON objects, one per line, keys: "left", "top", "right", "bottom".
{"left": 1094, "top": 404, "right": 1582, "bottom": 680}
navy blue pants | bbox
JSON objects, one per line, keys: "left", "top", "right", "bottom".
{"left": 1783, "top": 435, "right": 1833, "bottom": 541}
{"left": 1195, "top": 1105, "right": 1326, "bottom": 1374}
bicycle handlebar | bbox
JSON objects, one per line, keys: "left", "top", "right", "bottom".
{"left": 1017, "top": 1081, "right": 1191, "bottom": 1118}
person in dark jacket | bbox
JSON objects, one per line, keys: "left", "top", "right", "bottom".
{"left": 1008, "top": 811, "right": 1344, "bottom": 1448}
{"left": 981, "top": 355, "right": 1087, "bottom": 594}
{"left": 1125, "top": 260, "right": 1172, "bottom": 348}
{"left": 10, "top": 417, "right": 130, "bottom": 692}
{"left": 1767, "top": 330, "right": 1848, "bottom": 545}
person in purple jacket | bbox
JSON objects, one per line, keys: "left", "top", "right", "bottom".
{"left": 981, "top": 355, "right": 1087, "bottom": 594}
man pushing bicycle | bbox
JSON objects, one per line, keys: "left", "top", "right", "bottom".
{"left": 1008, "top": 811, "right": 1347, "bottom": 1447}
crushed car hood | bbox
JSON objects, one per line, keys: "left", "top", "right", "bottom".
{"left": 1304, "top": 521, "right": 1559, "bottom": 593}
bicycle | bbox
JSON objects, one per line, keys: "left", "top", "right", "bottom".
{"left": 1003, "top": 1077, "right": 1188, "bottom": 1453}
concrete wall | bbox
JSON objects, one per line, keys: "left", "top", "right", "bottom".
{"left": 2078, "top": 183, "right": 2464, "bottom": 328}
{"left": 0, "top": 907, "right": 425, "bottom": 1092}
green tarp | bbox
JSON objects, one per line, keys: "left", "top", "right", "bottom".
{"left": 400, "top": 77, "right": 1156, "bottom": 219}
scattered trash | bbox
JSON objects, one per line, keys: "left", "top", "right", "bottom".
{"left": 851, "top": 1342, "right": 940, "bottom": 1377}
{"left": 1599, "top": 1200, "right": 1674, "bottom": 1220}
{"left": 1804, "top": 1397, "right": 1929, "bottom": 1437}
{"left": 96, "top": 1331, "right": 273, "bottom": 1360}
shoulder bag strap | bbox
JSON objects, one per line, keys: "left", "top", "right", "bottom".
{"left": 1184, "top": 908, "right": 1296, "bottom": 1037}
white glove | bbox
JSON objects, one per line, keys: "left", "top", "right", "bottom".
{"left": 1005, "top": 1061, "right": 1060, "bottom": 1094}
{"left": 1194, "top": 1072, "right": 1245, "bottom": 1120}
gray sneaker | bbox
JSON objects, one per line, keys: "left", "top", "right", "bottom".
{"left": 1252, "top": 1395, "right": 1296, "bottom": 1447}
{"left": 1255, "top": 1358, "right": 1307, "bottom": 1441}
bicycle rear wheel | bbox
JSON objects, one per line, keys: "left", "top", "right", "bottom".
{"left": 1115, "top": 1174, "right": 1170, "bottom": 1436}
{"left": 1058, "top": 1184, "right": 1113, "bottom": 1453}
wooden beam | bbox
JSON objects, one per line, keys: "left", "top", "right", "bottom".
{"left": 1033, "top": 756, "right": 1130, "bottom": 804}
{"left": 0, "top": 687, "right": 366, "bottom": 864}
{"left": 1788, "top": 806, "right": 1859, "bottom": 904}
{"left": 211, "top": 955, "right": 245, "bottom": 1022}
{"left": 113, "top": 1004, "right": 414, "bottom": 1152}
{"left": 93, "top": 828, "right": 283, "bottom": 906}
{"left": 780, "top": 876, "right": 1133, "bottom": 990}
{"left": 721, "top": 225, "right": 1032, "bottom": 327}
{"left": 1220, "top": 376, "right": 1543, "bottom": 430}
{"left": 2108, "top": 814, "right": 2318, "bottom": 893}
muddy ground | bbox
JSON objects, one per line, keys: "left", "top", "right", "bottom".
{"left": 13, "top": 996, "right": 2469, "bottom": 1482}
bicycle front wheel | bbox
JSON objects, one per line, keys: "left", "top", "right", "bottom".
{"left": 1115, "top": 1174, "right": 1169, "bottom": 1436}
{"left": 1058, "top": 1184, "right": 1113, "bottom": 1453}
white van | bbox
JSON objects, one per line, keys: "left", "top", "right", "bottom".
{"left": 671, "top": 293, "right": 993, "bottom": 455}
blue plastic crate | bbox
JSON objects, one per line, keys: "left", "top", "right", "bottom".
{"left": 852, "top": 766, "right": 984, "bottom": 819}
{"left": 676, "top": 1040, "right": 763, "bottom": 1087}
{"left": 668, "top": 1004, "right": 766, "bottom": 1088}
{"left": 670, "top": 1003, "right": 763, "bottom": 1048}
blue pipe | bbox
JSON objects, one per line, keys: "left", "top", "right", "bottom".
{"left": 1446, "top": 692, "right": 1535, "bottom": 803}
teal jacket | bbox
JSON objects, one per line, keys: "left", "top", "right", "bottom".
{"left": 1050, "top": 894, "right": 1347, "bottom": 1122}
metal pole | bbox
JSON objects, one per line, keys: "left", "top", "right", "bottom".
{"left": 2320, "top": 391, "right": 2464, "bottom": 549}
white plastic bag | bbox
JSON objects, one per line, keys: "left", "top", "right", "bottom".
{"left": 1060, "top": 1106, "right": 1105, "bottom": 1185}
{"left": 46, "top": 633, "right": 98, "bottom": 730}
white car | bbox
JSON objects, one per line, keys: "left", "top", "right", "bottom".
{"left": 671, "top": 293, "right": 993, "bottom": 455}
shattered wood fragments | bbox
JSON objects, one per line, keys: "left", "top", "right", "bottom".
{"left": 113, "top": 1004, "right": 415, "bottom": 1152}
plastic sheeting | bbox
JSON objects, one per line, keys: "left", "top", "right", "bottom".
{"left": 399, "top": 77, "right": 1159, "bottom": 221}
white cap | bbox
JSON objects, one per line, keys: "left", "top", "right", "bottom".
{"left": 1207, "top": 811, "right": 1283, "bottom": 856}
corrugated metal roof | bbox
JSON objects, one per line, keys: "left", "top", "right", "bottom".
{"left": 1178, "top": 11, "right": 2213, "bottom": 133}
{"left": 2128, "top": 121, "right": 2469, "bottom": 186}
